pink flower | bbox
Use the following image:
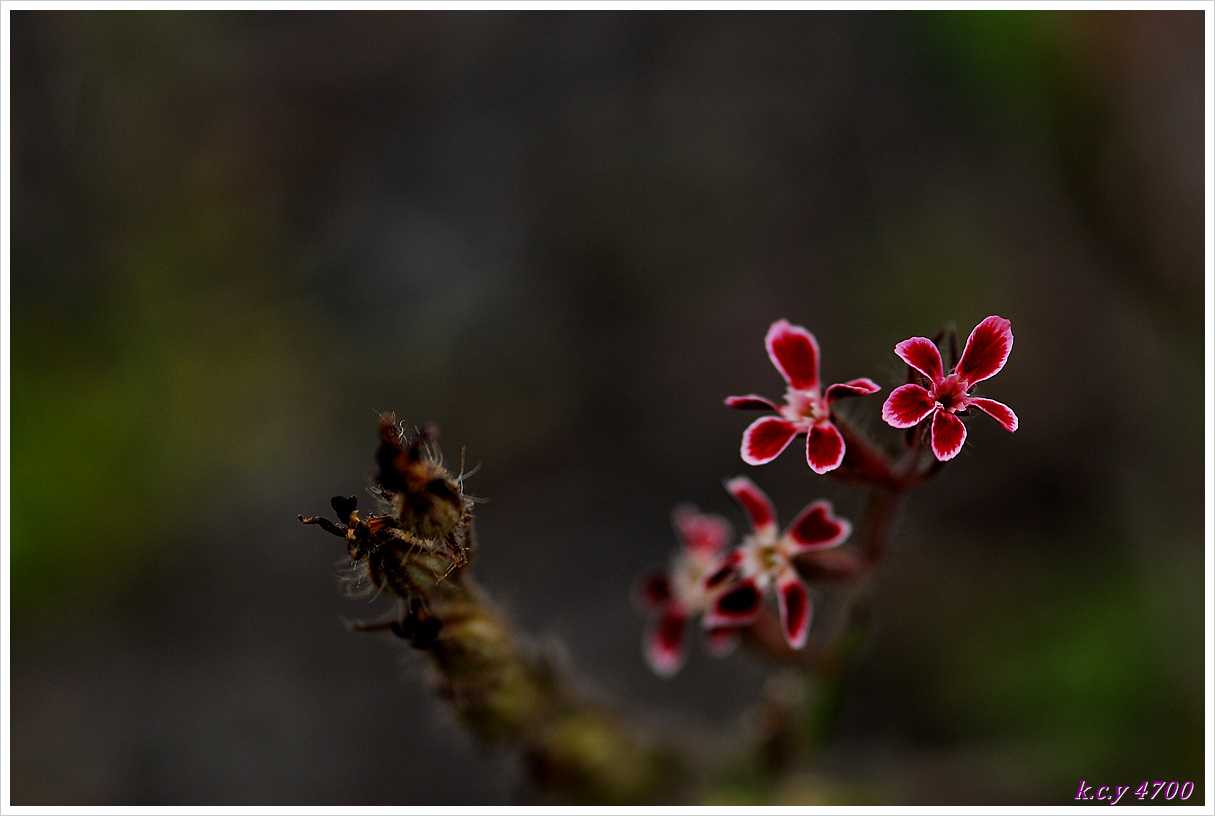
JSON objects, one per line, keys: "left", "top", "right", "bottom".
{"left": 881, "top": 315, "right": 1019, "bottom": 461}
{"left": 634, "top": 504, "right": 740, "bottom": 677}
{"left": 727, "top": 319, "right": 881, "bottom": 474}
{"left": 702, "top": 477, "right": 852, "bottom": 649}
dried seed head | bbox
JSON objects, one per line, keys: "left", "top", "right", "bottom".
{"left": 300, "top": 417, "right": 476, "bottom": 623}
{"left": 375, "top": 415, "right": 470, "bottom": 542}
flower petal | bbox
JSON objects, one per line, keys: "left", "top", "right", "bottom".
{"left": 776, "top": 572, "right": 812, "bottom": 649}
{"left": 700, "top": 549, "right": 745, "bottom": 594}
{"left": 725, "top": 476, "right": 778, "bottom": 534}
{"left": 881, "top": 384, "right": 936, "bottom": 429}
{"left": 672, "top": 504, "right": 733, "bottom": 557}
{"left": 785, "top": 499, "right": 851, "bottom": 551}
{"left": 632, "top": 570, "right": 672, "bottom": 611}
{"left": 765, "top": 319, "right": 820, "bottom": 392}
{"left": 703, "top": 626, "right": 740, "bottom": 658}
{"left": 930, "top": 409, "right": 967, "bottom": 461}
{"left": 955, "top": 315, "right": 1013, "bottom": 386}
{"left": 644, "top": 610, "right": 688, "bottom": 678}
{"left": 740, "top": 417, "right": 799, "bottom": 466}
{"left": 805, "top": 422, "right": 845, "bottom": 474}
{"left": 968, "top": 397, "right": 1019, "bottom": 433}
{"left": 703, "top": 578, "right": 764, "bottom": 628}
{"left": 825, "top": 378, "right": 881, "bottom": 403}
{"left": 724, "top": 394, "right": 781, "bottom": 411}
{"left": 894, "top": 336, "right": 944, "bottom": 383}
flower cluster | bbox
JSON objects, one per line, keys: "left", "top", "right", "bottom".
{"left": 637, "top": 479, "right": 852, "bottom": 675}
{"left": 638, "top": 315, "right": 1017, "bottom": 676}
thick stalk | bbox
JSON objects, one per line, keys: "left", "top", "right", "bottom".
{"left": 409, "top": 566, "right": 688, "bottom": 804}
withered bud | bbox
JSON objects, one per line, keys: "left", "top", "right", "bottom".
{"left": 300, "top": 418, "right": 475, "bottom": 624}
{"left": 331, "top": 494, "right": 358, "bottom": 525}
{"left": 376, "top": 415, "right": 469, "bottom": 542}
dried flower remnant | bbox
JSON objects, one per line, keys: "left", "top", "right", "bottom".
{"left": 635, "top": 504, "right": 740, "bottom": 677}
{"left": 881, "top": 315, "right": 1019, "bottom": 461}
{"left": 703, "top": 477, "right": 852, "bottom": 649}
{"left": 299, "top": 416, "right": 473, "bottom": 638}
{"left": 727, "top": 319, "right": 880, "bottom": 474}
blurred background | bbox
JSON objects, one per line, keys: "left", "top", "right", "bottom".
{"left": 7, "top": 9, "right": 1207, "bottom": 806}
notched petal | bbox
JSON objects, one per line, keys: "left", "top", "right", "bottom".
{"left": 633, "top": 570, "right": 672, "bottom": 611}
{"left": 672, "top": 503, "right": 733, "bottom": 556}
{"left": 765, "top": 319, "right": 821, "bottom": 392}
{"left": 894, "top": 336, "right": 944, "bottom": 383}
{"left": 741, "top": 417, "right": 799, "bottom": 466}
{"left": 785, "top": 499, "right": 851, "bottom": 551}
{"left": 956, "top": 315, "right": 1013, "bottom": 386}
{"left": 930, "top": 410, "right": 967, "bottom": 461}
{"left": 725, "top": 476, "right": 778, "bottom": 533}
{"left": 805, "top": 422, "right": 845, "bottom": 474}
{"left": 645, "top": 611, "right": 688, "bottom": 678}
{"left": 968, "top": 397, "right": 1018, "bottom": 433}
{"left": 881, "top": 384, "right": 936, "bottom": 429}
{"left": 703, "top": 626, "right": 740, "bottom": 658}
{"left": 704, "top": 579, "right": 764, "bottom": 628}
{"left": 825, "top": 378, "right": 881, "bottom": 403}
{"left": 701, "top": 550, "right": 744, "bottom": 593}
{"left": 725, "top": 394, "right": 780, "bottom": 411}
{"left": 776, "top": 574, "right": 812, "bottom": 649}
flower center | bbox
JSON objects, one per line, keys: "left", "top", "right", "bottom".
{"left": 781, "top": 388, "right": 826, "bottom": 429}
{"left": 671, "top": 555, "right": 716, "bottom": 609}
{"left": 747, "top": 531, "right": 784, "bottom": 576}
{"left": 933, "top": 374, "right": 969, "bottom": 413}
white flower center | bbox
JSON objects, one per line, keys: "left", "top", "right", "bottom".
{"left": 671, "top": 548, "right": 733, "bottom": 611}
{"left": 741, "top": 529, "right": 789, "bottom": 585}
{"left": 780, "top": 388, "right": 826, "bottom": 430}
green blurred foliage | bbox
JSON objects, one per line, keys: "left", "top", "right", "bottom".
{"left": 10, "top": 12, "right": 322, "bottom": 619}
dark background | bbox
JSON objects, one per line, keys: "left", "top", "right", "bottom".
{"left": 8, "top": 10, "right": 1207, "bottom": 805}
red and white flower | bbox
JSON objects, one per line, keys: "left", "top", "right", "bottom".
{"left": 881, "top": 315, "right": 1019, "bottom": 462}
{"left": 634, "top": 504, "right": 740, "bottom": 677}
{"left": 702, "top": 477, "right": 852, "bottom": 650}
{"left": 727, "top": 319, "right": 880, "bottom": 474}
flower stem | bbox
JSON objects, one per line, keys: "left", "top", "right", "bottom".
{"left": 391, "top": 562, "right": 689, "bottom": 804}
{"left": 856, "top": 484, "right": 904, "bottom": 567}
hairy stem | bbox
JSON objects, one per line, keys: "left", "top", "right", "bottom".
{"left": 392, "top": 562, "right": 690, "bottom": 804}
